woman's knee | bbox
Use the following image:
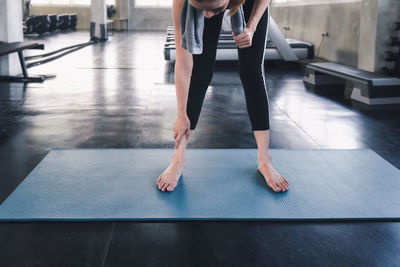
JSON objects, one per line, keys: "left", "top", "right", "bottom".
{"left": 191, "top": 66, "right": 214, "bottom": 88}
{"left": 239, "top": 64, "right": 264, "bottom": 83}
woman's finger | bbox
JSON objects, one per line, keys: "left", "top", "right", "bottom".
{"left": 234, "top": 33, "right": 246, "bottom": 41}
{"left": 174, "top": 131, "right": 184, "bottom": 149}
{"left": 240, "top": 43, "right": 251, "bottom": 48}
{"left": 239, "top": 39, "right": 251, "bottom": 47}
{"left": 238, "top": 36, "right": 250, "bottom": 43}
{"left": 236, "top": 38, "right": 251, "bottom": 46}
{"left": 238, "top": 40, "right": 249, "bottom": 46}
{"left": 185, "top": 129, "right": 190, "bottom": 140}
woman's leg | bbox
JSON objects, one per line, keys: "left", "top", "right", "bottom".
{"left": 157, "top": 12, "right": 224, "bottom": 192}
{"left": 186, "top": 12, "right": 225, "bottom": 130}
{"left": 238, "top": 1, "right": 289, "bottom": 192}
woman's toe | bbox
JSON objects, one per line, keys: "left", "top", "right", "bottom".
{"left": 271, "top": 182, "right": 281, "bottom": 192}
{"left": 284, "top": 181, "right": 289, "bottom": 189}
{"left": 162, "top": 182, "right": 170, "bottom": 192}
{"left": 159, "top": 181, "right": 165, "bottom": 191}
{"left": 279, "top": 181, "right": 287, "bottom": 191}
{"left": 282, "top": 176, "right": 289, "bottom": 185}
{"left": 167, "top": 185, "right": 174, "bottom": 192}
{"left": 169, "top": 181, "right": 178, "bottom": 191}
{"left": 158, "top": 179, "right": 164, "bottom": 190}
{"left": 278, "top": 184, "right": 285, "bottom": 191}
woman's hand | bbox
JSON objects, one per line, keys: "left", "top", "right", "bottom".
{"left": 173, "top": 114, "right": 191, "bottom": 149}
{"left": 232, "top": 27, "right": 254, "bottom": 48}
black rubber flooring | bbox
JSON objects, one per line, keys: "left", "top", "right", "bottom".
{"left": 0, "top": 31, "right": 399, "bottom": 267}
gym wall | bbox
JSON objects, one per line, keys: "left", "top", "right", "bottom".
{"left": 128, "top": 0, "right": 171, "bottom": 31}
{"left": 271, "top": 2, "right": 361, "bottom": 67}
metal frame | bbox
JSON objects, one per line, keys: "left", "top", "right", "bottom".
{"left": 0, "top": 42, "right": 52, "bottom": 83}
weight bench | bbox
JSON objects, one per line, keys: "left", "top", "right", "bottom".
{"left": 304, "top": 62, "right": 400, "bottom": 105}
{"left": 0, "top": 41, "right": 54, "bottom": 83}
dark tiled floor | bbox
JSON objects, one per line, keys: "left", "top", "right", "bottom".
{"left": 0, "top": 31, "right": 399, "bottom": 266}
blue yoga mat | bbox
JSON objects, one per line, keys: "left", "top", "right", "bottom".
{"left": 0, "top": 148, "right": 399, "bottom": 221}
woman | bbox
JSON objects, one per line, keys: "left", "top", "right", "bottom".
{"left": 157, "top": 0, "right": 289, "bottom": 193}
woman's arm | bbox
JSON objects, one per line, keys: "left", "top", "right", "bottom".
{"left": 172, "top": 0, "right": 193, "bottom": 147}
{"left": 172, "top": 0, "right": 193, "bottom": 118}
{"left": 247, "top": 0, "right": 271, "bottom": 33}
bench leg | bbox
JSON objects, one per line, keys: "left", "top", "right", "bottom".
{"left": 0, "top": 51, "right": 55, "bottom": 83}
{"left": 18, "top": 50, "right": 28, "bottom": 78}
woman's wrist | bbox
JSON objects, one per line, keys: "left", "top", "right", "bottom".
{"left": 177, "top": 111, "right": 187, "bottom": 118}
{"left": 247, "top": 18, "right": 258, "bottom": 33}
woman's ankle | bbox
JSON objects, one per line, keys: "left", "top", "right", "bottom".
{"left": 172, "top": 153, "right": 184, "bottom": 164}
{"left": 257, "top": 152, "right": 272, "bottom": 164}
{"left": 172, "top": 146, "right": 186, "bottom": 164}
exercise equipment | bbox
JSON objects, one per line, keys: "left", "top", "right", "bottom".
{"left": 0, "top": 39, "right": 94, "bottom": 83}
{"left": 57, "top": 13, "right": 77, "bottom": 31}
{"left": 58, "top": 14, "right": 71, "bottom": 31}
{"left": 23, "top": 0, "right": 31, "bottom": 22}
{"left": 24, "top": 40, "right": 95, "bottom": 68}
{"left": 304, "top": 62, "right": 400, "bottom": 105}
{"left": 164, "top": 15, "right": 314, "bottom": 62}
{"left": 24, "top": 15, "right": 51, "bottom": 35}
{"left": 382, "top": 21, "right": 400, "bottom": 77}
{"left": 107, "top": 5, "right": 117, "bottom": 19}
{"left": 0, "top": 148, "right": 399, "bottom": 221}
{"left": 48, "top": 14, "right": 59, "bottom": 32}
{"left": 18, "top": 2, "right": 93, "bottom": 72}
{"left": 0, "top": 41, "right": 54, "bottom": 83}
{"left": 22, "top": 1, "right": 77, "bottom": 34}
{"left": 70, "top": 14, "right": 78, "bottom": 30}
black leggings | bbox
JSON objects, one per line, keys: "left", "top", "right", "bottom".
{"left": 186, "top": 0, "right": 270, "bottom": 131}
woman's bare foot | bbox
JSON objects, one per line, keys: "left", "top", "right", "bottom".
{"left": 157, "top": 159, "right": 184, "bottom": 192}
{"left": 253, "top": 130, "right": 289, "bottom": 192}
{"left": 157, "top": 133, "right": 188, "bottom": 192}
{"left": 257, "top": 156, "right": 289, "bottom": 192}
